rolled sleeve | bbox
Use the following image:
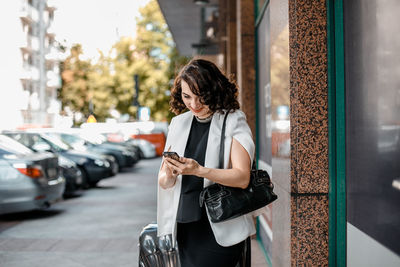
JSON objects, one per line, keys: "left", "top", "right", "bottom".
{"left": 228, "top": 110, "right": 255, "bottom": 163}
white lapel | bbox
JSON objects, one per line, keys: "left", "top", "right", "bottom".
{"left": 170, "top": 111, "right": 193, "bottom": 158}
{"left": 163, "top": 111, "right": 193, "bottom": 237}
{"left": 169, "top": 111, "right": 227, "bottom": 188}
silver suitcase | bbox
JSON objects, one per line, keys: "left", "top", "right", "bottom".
{"left": 138, "top": 223, "right": 180, "bottom": 267}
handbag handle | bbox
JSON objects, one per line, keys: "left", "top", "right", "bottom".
{"left": 218, "top": 111, "right": 256, "bottom": 170}
{"left": 219, "top": 112, "right": 229, "bottom": 169}
{"left": 199, "top": 113, "right": 228, "bottom": 208}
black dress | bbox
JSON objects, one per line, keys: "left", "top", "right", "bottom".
{"left": 176, "top": 117, "right": 245, "bottom": 267}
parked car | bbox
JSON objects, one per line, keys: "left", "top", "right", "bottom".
{"left": 80, "top": 132, "right": 142, "bottom": 163}
{"left": 3, "top": 132, "right": 115, "bottom": 189}
{"left": 58, "top": 155, "right": 83, "bottom": 196}
{"left": 0, "top": 134, "right": 65, "bottom": 215}
{"left": 130, "top": 132, "right": 165, "bottom": 157}
{"left": 104, "top": 132, "right": 156, "bottom": 159}
{"left": 128, "top": 138, "right": 157, "bottom": 159}
{"left": 53, "top": 132, "right": 139, "bottom": 171}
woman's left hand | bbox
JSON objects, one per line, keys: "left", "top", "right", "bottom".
{"left": 164, "top": 157, "right": 201, "bottom": 176}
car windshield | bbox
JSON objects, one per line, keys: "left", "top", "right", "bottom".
{"left": 41, "top": 134, "right": 72, "bottom": 151}
{"left": 80, "top": 132, "right": 107, "bottom": 145}
{"left": 0, "top": 134, "right": 34, "bottom": 155}
{"left": 60, "top": 133, "right": 83, "bottom": 144}
{"left": 58, "top": 133, "right": 92, "bottom": 151}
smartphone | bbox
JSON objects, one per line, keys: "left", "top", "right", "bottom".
{"left": 163, "top": 151, "right": 181, "bottom": 161}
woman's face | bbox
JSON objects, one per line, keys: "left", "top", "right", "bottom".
{"left": 181, "top": 80, "right": 211, "bottom": 119}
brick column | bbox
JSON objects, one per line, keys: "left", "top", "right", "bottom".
{"left": 289, "top": 0, "right": 329, "bottom": 266}
{"left": 218, "top": 0, "right": 227, "bottom": 71}
{"left": 226, "top": 0, "right": 237, "bottom": 78}
{"left": 236, "top": 0, "right": 256, "bottom": 137}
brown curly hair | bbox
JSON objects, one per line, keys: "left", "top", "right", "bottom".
{"left": 169, "top": 59, "right": 240, "bottom": 115}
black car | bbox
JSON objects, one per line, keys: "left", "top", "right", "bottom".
{"left": 58, "top": 155, "right": 83, "bottom": 196}
{"left": 3, "top": 132, "right": 115, "bottom": 189}
{"left": 55, "top": 132, "right": 139, "bottom": 172}
{"left": 100, "top": 133, "right": 144, "bottom": 159}
{"left": 104, "top": 132, "right": 156, "bottom": 159}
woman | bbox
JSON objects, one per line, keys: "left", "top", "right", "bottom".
{"left": 157, "top": 59, "right": 255, "bottom": 267}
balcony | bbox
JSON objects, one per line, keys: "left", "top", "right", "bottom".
{"left": 20, "top": 69, "right": 32, "bottom": 81}
{"left": 20, "top": 77, "right": 36, "bottom": 92}
{"left": 20, "top": 3, "right": 38, "bottom": 24}
{"left": 20, "top": 38, "right": 33, "bottom": 54}
{"left": 19, "top": 5, "right": 33, "bottom": 24}
{"left": 46, "top": 24, "right": 56, "bottom": 38}
{"left": 46, "top": 77, "right": 61, "bottom": 88}
{"left": 20, "top": 66, "right": 39, "bottom": 81}
{"left": 22, "top": 36, "right": 40, "bottom": 53}
{"left": 45, "top": 45, "right": 60, "bottom": 62}
{"left": 47, "top": 71, "right": 61, "bottom": 88}
{"left": 46, "top": 0, "right": 57, "bottom": 11}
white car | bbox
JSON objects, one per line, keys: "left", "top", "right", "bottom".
{"left": 128, "top": 138, "right": 156, "bottom": 159}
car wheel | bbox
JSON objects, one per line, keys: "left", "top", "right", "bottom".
{"left": 79, "top": 167, "right": 90, "bottom": 190}
{"left": 138, "top": 149, "right": 144, "bottom": 159}
{"left": 108, "top": 155, "right": 119, "bottom": 174}
{"left": 89, "top": 180, "right": 98, "bottom": 188}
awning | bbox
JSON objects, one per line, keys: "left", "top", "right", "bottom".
{"left": 157, "top": 0, "right": 219, "bottom": 56}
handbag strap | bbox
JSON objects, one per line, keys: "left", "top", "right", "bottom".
{"left": 219, "top": 112, "right": 229, "bottom": 169}
{"left": 219, "top": 111, "right": 256, "bottom": 170}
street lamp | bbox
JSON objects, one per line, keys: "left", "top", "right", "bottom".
{"left": 132, "top": 74, "right": 140, "bottom": 120}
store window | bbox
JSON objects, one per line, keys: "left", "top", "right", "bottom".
{"left": 344, "top": 0, "right": 400, "bottom": 265}
{"left": 256, "top": 0, "right": 267, "bottom": 15}
{"left": 256, "top": 0, "right": 290, "bottom": 265}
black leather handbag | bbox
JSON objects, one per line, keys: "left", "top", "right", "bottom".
{"left": 199, "top": 112, "right": 278, "bottom": 223}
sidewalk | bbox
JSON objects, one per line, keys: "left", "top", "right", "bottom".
{"left": 0, "top": 158, "right": 270, "bottom": 267}
{"left": 251, "top": 238, "right": 269, "bottom": 267}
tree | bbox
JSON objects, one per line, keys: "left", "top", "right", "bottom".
{"left": 109, "top": 37, "right": 136, "bottom": 116}
{"left": 60, "top": 45, "right": 115, "bottom": 123}
{"left": 131, "top": 0, "right": 177, "bottom": 121}
{"left": 59, "top": 0, "right": 190, "bottom": 123}
{"left": 271, "top": 26, "right": 290, "bottom": 120}
{"left": 59, "top": 44, "right": 91, "bottom": 122}
{"left": 87, "top": 51, "right": 115, "bottom": 121}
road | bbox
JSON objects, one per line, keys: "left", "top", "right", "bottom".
{"left": 0, "top": 157, "right": 161, "bottom": 267}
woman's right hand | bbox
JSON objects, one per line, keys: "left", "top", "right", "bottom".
{"left": 158, "top": 157, "right": 178, "bottom": 189}
{"left": 163, "top": 157, "right": 178, "bottom": 177}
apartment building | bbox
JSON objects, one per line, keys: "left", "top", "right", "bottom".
{"left": 0, "top": 0, "right": 61, "bottom": 129}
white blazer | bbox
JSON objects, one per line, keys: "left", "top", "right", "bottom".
{"left": 157, "top": 109, "right": 256, "bottom": 247}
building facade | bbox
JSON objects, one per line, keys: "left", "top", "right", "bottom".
{"left": 0, "top": 0, "right": 61, "bottom": 130}
{"left": 158, "top": 0, "right": 400, "bottom": 266}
